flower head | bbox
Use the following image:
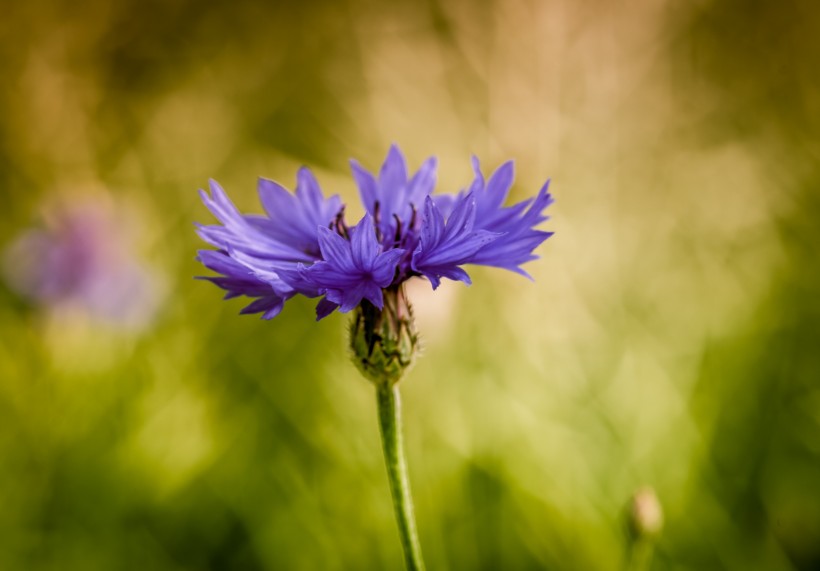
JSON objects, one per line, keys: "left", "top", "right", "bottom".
{"left": 196, "top": 145, "right": 553, "bottom": 321}
{"left": 626, "top": 487, "right": 664, "bottom": 540}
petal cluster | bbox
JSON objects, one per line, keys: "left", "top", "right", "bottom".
{"left": 301, "top": 216, "right": 405, "bottom": 314}
{"left": 197, "top": 145, "right": 553, "bottom": 320}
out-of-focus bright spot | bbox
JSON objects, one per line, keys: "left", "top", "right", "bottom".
{"left": 405, "top": 277, "right": 459, "bottom": 347}
{"left": 145, "top": 89, "right": 238, "bottom": 177}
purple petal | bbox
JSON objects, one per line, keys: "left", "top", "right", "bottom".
{"left": 482, "top": 161, "right": 515, "bottom": 211}
{"left": 362, "top": 282, "right": 384, "bottom": 309}
{"left": 317, "top": 226, "right": 355, "bottom": 270}
{"left": 315, "top": 298, "right": 339, "bottom": 320}
{"left": 349, "top": 215, "right": 380, "bottom": 271}
{"left": 240, "top": 296, "right": 285, "bottom": 320}
{"left": 418, "top": 196, "right": 445, "bottom": 252}
{"left": 350, "top": 160, "right": 378, "bottom": 215}
{"left": 417, "top": 265, "right": 472, "bottom": 290}
{"left": 371, "top": 248, "right": 405, "bottom": 286}
{"left": 405, "top": 157, "right": 437, "bottom": 207}
{"left": 379, "top": 145, "right": 408, "bottom": 200}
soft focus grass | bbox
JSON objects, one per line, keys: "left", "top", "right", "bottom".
{"left": 1, "top": 0, "right": 819, "bottom": 569}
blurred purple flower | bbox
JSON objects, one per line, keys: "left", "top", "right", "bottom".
{"left": 3, "top": 201, "right": 163, "bottom": 329}
{"left": 197, "top": 145, "right": 554, "bottom": 320}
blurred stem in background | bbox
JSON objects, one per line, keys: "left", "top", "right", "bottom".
{"left": 623, "top": 488, "right": 663, "bottom": 571}
{"left": 624, "top": 538, "right": 653, "bottom": 571}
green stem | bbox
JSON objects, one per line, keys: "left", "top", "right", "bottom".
{"left": 376, "top": 383, "right": 426, "bottom": 571}
{"left": 623, "top": 538, "right": 653, "bottom": 571}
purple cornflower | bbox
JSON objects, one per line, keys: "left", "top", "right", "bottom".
{"left": 3, "top": 200, "right": 163, "bottom": 329}
{"left": 196, "top": 145, "right": 553, "bottom": 321}
{"left": 197, "top": 146, "right": 554, "bottom": 566}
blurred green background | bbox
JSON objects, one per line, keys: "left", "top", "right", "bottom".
{"left": 1, "top": 0, "right": 819, "bottom": 569}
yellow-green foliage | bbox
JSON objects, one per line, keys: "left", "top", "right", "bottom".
{"left": 0, "top": 0, "right": 818, "bottom": 570}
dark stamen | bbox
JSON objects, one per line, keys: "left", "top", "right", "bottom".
{"left": 393, "top": 214, "right": 403, "bottom": 245}
{"left": 373, "top": 201, "right": 383, "bottom": 243}
{"left": 334, "top": 206, "right": 350, "bottom": 239}
{"left": 409, "top": 204, "right": 418, "bottom": 230}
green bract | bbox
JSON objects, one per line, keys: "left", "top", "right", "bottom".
{"left": 349, "top": 285, "right": 418, "bottom": 386}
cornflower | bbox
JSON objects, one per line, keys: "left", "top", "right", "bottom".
{"left": 197, "top": 146, "right": 553, "bottom": 570}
